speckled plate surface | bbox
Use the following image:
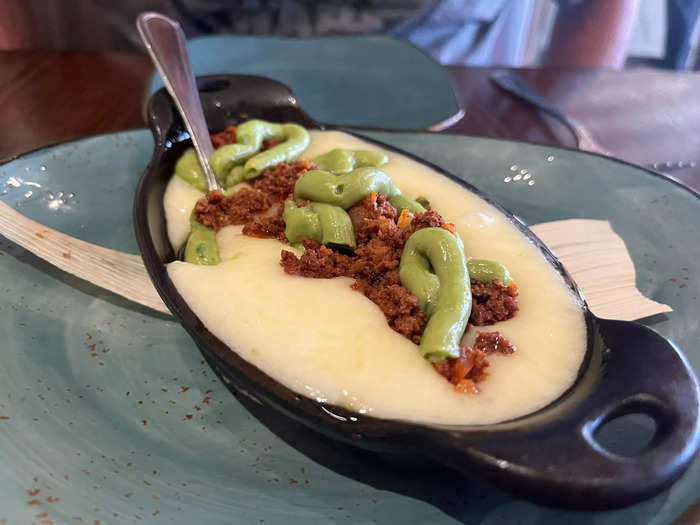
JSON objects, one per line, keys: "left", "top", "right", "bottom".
{"left": 147, "top": 35, "right": 463, "bottom": 130}
{"left": 0, "top": 130, "right": 698, "bottom": 524}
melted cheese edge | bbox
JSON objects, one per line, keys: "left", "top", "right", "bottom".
{"left": 164, "top": 130, "right": 586, "bottom": 425}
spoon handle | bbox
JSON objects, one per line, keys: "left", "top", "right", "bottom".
{"left": 137, "top": 12, "right": 220, "bottom": 192}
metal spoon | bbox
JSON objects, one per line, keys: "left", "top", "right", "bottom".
{"left": 137, "top": 12, "right": 221, "bottom": 192}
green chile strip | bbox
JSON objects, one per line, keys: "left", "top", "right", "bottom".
{"left": 416, "top": 196, "right": 430, "bottom": 208}
{"left": 399, "top": 228, "right": 471, "bottom": 362}
{"left": 467, "top": 258, "right": 513, "bottom": 284}
{"left": 312, "top": 149, "right": 388, "bottom": 173}
{"left": 389, "top": 194, "right": 427, "bottom": 214}
{"left": 211, "top": 120, "right": 310, "bottom": 187}
{"left": 175, "top": 150, "right": 208, "bottom": 192}
{"left": 184, "top": 215, "right": 220, "bottom": 265}
{"left": 294, "top": 167, "right": 400, "bottom": 209}
{"left": 242, "top": 122, "right": 309, "bottom": 178}
{"left": 283, "top": 201, "right": 322, "bottom": 245}
{"left": 283, "top": 201, "right": 355, "bottom": 249}
{"left": 209, "top": 143, "right": 257, "bottom": 186}
{"left": 224, "top": 166, "right": 247, "bottom": 189}
{"left": 311, "top": 202, "right": 356, "bottom": 249}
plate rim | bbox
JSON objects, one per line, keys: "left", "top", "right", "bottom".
{"left": 1, "top": 125, "right": 699, "bottom": 515}
{"left": 3, "top": 127, "right": 699, "bottom": 203}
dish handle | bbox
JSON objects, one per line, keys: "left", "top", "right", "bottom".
{"left": 436, "top": 318, "right": 700, "bottom": 509}
{"left": 146, "top": 73, "right": 322, "bottom": 147}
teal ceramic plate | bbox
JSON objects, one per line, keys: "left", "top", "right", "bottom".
{"left": 0, "top": 130, "right": 698, "bottom": 524}
{"left": 147, "top": 35, "right": 463, "bottom": 130}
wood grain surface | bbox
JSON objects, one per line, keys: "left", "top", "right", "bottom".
{"left": 446, "top": 65, "right": 700, "bottom": 192}
{"left": 0, "top": 50, "right": 152, "bottom": 161}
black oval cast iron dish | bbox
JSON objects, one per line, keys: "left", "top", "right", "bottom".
{"left": 133, "top": 74, "right": 700, "bottom": 510}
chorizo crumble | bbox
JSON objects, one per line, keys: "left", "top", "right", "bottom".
{"left": 194, "top": 126, "right": 520, "bottom": 392}
{"left": 210, "top": 125, "right": 237, "bottom": 149}
{"left": 470, "top": 281, "right": 520, "bottom": 326}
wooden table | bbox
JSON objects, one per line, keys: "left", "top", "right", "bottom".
{"left": 445, "top": 65, "right": 700, "bottom": 192}
{"left": 1, "top": 50, "right": 699, "bottom": 193}
{"left": 0, "top": 49, "right": 699, "bottom": 524}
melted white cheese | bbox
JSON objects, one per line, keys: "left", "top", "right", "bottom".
{"left": 163, "top": 175, "right": 204, "bottom": 252}
{"left": 164, "top": 130, "right": 586, "bottom": 425}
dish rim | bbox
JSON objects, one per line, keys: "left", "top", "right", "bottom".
{"left": 132, "top": 74, "right": 700, "bottom": 509}
{"left": 136, "top": 124, "right": 600, "bottom": 433}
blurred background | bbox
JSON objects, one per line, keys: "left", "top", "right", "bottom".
{"left": 1, "top": 0, "right": 699, "bottom": 70}
{"left": 3, "top": 0, "right": 700, "bottom": 189}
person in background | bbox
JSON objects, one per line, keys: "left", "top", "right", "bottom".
{"left": 0, "top": 0, "right": 695, "bottom": 70}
